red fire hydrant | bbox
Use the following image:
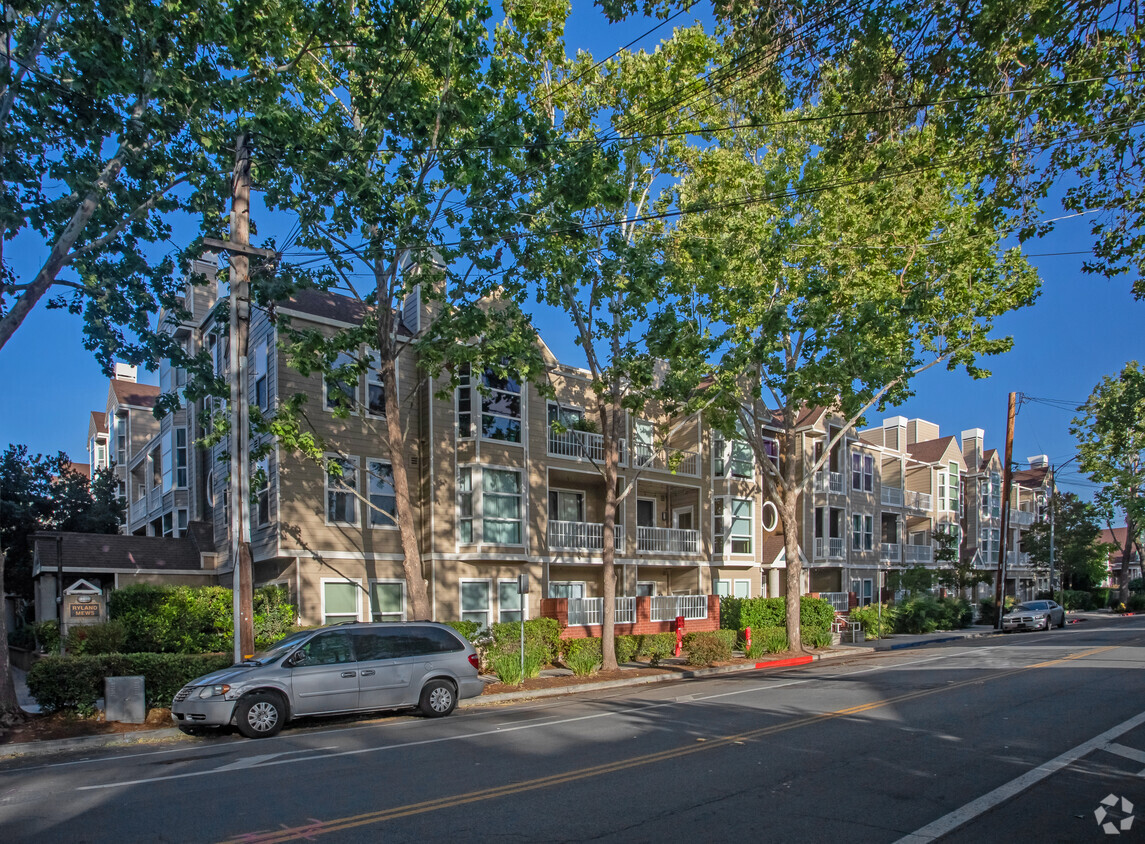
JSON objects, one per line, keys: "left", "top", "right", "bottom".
{"left": 744, "top": 626, "right": 752, "bottom": 653}
{"left": 675, "top": 615, "right": 685, "bottom": 657}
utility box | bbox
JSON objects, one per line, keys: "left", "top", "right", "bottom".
{"left": 105, "top": 676, "right": 146, "bottom": 723}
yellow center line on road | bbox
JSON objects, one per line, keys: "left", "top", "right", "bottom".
{"left": 220, "top": 643, "right": 1125, "bottom": 844}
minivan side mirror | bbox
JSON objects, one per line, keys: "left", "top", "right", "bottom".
{"left": 286, "top": 650, "right": 307, "bottom": 668}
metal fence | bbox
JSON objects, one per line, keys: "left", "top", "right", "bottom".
{"left": 567, "top": 597, "right": 637, "bottom": 626}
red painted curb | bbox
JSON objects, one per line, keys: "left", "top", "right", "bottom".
{"left": 755, "top": 655, "right": 814, "bottom": 670}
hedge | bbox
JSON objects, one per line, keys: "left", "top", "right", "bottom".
{"left": 682, "top": 630, "right": 735, "bottom": 665}
{"left": 720, "top": 596, "right": 835, "bottom": 634}
{"left": 490, "top": 618, "right": 561, "bottom": 664}
{"left": 26, "top": 652, "right": 234, "bottom": 714}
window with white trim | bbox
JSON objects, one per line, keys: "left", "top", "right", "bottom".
{"left": 714, "top": 498, "right": 725, "bottom": 553}
{"left": 852, "top": 451, "right": 874, "bottom": 492}
{"left": 852, "top": 513, "right": 873, "bottom": 551}
{"left": 733, "top": 579, "right": 750, "bottom": 598}
{"left": 729, "top": 498, "right": 752, "bottom": 554}
{"left": 458, "top": 467, "right": 474, "bottom": 543}
{"left": 483, "top": 469, "right": 522, "bottom": 544}
{"left": 325, "top": 351, "right": 358, "bottom": 413}
{"left": 938, "top": 469, "right": 947, "bottom": 511}
{"left": 370, "top": 580, "right": 405, "bottom": 622}
{"left": 989, "top": 472, "right": 1001, "bottom": 517}
{"left": 174, "top": 428, "right": 187, "bottom": 488}
{"left": 323, "top": 580, "right": 360, "bottom": 625}
{"left": 461, "top": 580, "right": 491, "bottom": 628}
{"left": 161, "top": 430, "right": 174, "bottom": 493}
{"left": 253, "top": 336, "right": 269, "bottom": 411}
{"left": 547, "top": 581, "right": 585, "bottom": 599}
{"left": 948, "top": 462, "right": 960, "bottom": 511}
{"left": 715, "top": 579, "right": 731, "bottom": 598}
{"left": 366, "top": 459, "right": 396, "bottom": 528}
{"left": 457, "top": 365, "right": 473, "bottom": 438}
{"left": 761, "top": 500, "right": 779, "bottom": 533}
{"left": 498, "top": 580, "right": 523, "bottom": 622}
{"left": 479, "top": 366, "right": 522, "bottom": 442}
{"left": 634, "top": 418, "right": 654, "bottom": 466}
{"left": 761, "top": 436, "right": 778, "bottom": 470}
{"left": 254, "top": 455, "right": 270, "bottom": 526}
{"left": 325, "top": 455, "right": 359, "bottom": 525}
{"left": 366, "top": 351, "right": 386, "bottom": 418}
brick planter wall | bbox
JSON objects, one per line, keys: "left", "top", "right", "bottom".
{"left": 540, "top": 595, "right": 721, "bottom": 640}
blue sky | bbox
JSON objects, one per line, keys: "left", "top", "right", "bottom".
{"left": 1, "top": 5, "right": 1141, "bottom": 506}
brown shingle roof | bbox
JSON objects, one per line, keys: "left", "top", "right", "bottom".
{"left": 1012, "top": 466, "right": 1050, "bottom": 487}
{"left": 907, "top": 436, "right": 958, "bottom": 464}
{"left": 90, "top": 411, "right": 107, "bottom": 434}
{"left": 33, "top": 532, "right": 207, "bottom": 573}
{"left": 69, "top": 463, "right": 91, "bottom": 479}
{"left": 111, "top": 379, "right": 159, "bottom": 409}
{"left": 279, "top": 288, "right": 414, "bottom": 337}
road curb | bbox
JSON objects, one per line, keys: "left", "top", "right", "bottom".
{"left": 0, "top": 726, "right": 189, "bottom": 760}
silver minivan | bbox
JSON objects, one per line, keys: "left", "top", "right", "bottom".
{"left": 171, "top": 622, "right": 484, "bottom": 738}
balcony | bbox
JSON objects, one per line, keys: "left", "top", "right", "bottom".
{"left": 1009, "top": 508, "right": 1036, "bottom": 527}
{"left": 548, "top": 430, "right": 627, "bottom": 464}
{"left": 813, "top": 537, "right": 846, "bottom": 559}
{"left": 880, "top": 542, "right": 901, "bottom": 562}
{"left": 632, "top": 442, "right": 699, "bottom": 476}
{"left": 1007, "top": 551, "right": 1032, "bottom": 568}
{"left": 903, "top": 544, "right": 933, "bottom": 564}
{"left": 881, "top": 486, "right": 904, "bottom": 507}
{"left": 814, "top": 471, "right": 845, "bottom": 494}
{"left": 547, "top": 520, "right": 624, "bottom": 551}
{"left": 818, "top": 592, "right": 850, "bottom": 613}
{"left": 636, "top": 526, "right": 699, "bottom": 554}
{"left": 904, "top": 490, "right": 933, "bottom": 513}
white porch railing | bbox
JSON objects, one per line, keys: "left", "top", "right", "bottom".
{"left": 547, "top": 430, "right": 628, "bottom": 464}
{"left": 819, "top": 592, "right": 850, "bottom": 613}
{"left": 637, "top": 526, "right": 699, "bottom": 553}
{"left": 568, "top": 597, "right": 637, "bottom": 626}
{"left": 1009, "top": 508, "right": 1036, "bottom": 527}
{"left": 548, "top": 520, "right": 624, "bottom": 551}
{"left": 904, "top": 544, "right": 934, "bottom": 563}
{"left": 650, "top": 595, "right": 708, "bottom": 622}
{"left": 814, "top": 537, "right": 846, "bottom": 559}
{"left": 632, "top": 442, "right": 699, "bottom": 476}
{"left": 904, "top": 490, "right": 933, "bottom": 512}
{"left": 881, "top": 486, "right": 904, "bottom": 507}
{"left": 813, "top": 470, "right": 844, "bottom": 493}
{"left": 1007, "top": 551, "right": 1032, "bottom": 567}
{"left": 880, "top": 542, "right": 901, "bottom": 562}
{"left": 830, "top": 537, "right": 844, "bottom": 558}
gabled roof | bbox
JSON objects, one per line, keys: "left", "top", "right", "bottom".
{"left": 278, "top": 288, "right": 414, "bottom": 337}
{"left": 89, "top": 411, "right": 107, "bottom": 435}
{"left": 110, "top": 379, "right": 159, "bottom": 409}
{"left": 1012, "top": 466, "right": 1050, "bottom": 488}
{"left": 32, "top": 531, "right": 211, "bottom": 574}
{"left": 69, "top": 462, "right": 91, "bottom": 479}
{"left": 907, "top": 435, "right": 960, "bottom": 465}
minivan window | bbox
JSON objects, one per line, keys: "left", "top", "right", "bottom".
{"left": 295, "top": 631, "right": 354, "bottom": 666}
{"left": 390, "top": 626, "right": 464, "bottom": 657}
{"left": 351, "top": 628, "right": 400, "bottom": 660}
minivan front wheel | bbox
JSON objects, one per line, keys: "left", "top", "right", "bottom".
{"left": 236, "top": 691, "right": 286, "bottom": 738}
{"left": 419, "top": 680, "right": 457, "bottom": 717}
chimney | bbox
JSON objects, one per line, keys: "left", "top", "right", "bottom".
{"left": 883, "top": 416, "right": 908, "bottom": 451}
{"left": 1027, "top": 454, "right": 1049, "bottom": 469}
{"left": 113, "top": 363, "right": 138, "bottom": 383}
{"left": 961, "top": 428, "right": 985, "bottom": 472}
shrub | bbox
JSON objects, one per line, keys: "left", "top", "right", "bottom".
{"left": 253, "top": 585, "right": 297, "bottom": 648}
{"left": 850, "top": 603, "right": 896, "bottom": 640}
{"left": 26, "top": 652, "right": 234, "bottom": 714}
{"left": 7, "top": 625, "right": 35, "bottom": 650}
{"left": 683, "top": 631, "right": 734, "bottom": 666}
{"left": 806, "top": 629, "right": 834, "bottom": 649}
{"left": 562, "top": 637, "right": 603, "bottom": 672}
{"left": 443, "top": 620, "right": 483, "bottom": 642}
{"left": 743, "top": 637, "right": 765, "bottom": 659}
{"left": 1127, "top": 593, "right": 1145, "bottom": 612}
{"left": 1129, "top": 578, "right": 1144, "bottom": 594}
{"left": 565, "top": 646, "right": 601, "bottom": 676}
{"left": 489, "top": 618, "right": 561, "bottom": 664}
{"left": 614, "top": 635, "right": 639, "bottom": 664}
{"left": 65, "top": 620, "right": 126, "bottom": 655}
{"left": 977, "top": 595, "right": 1017, "bottom": 622}
{"left": 632, "top": 632, "right": 676, "bottom": 664}
{"left": 1056, "top": 590, "right": 1094, "bottom": 611}
{"left": 33, "top": 620, "right": 60, "bottom": 654}
{"left": 490, "top": 652, "right": 524, "bottom": 685}
{"left": 720, "top": 596, "right": 835, "bottom": 635}
{"left": 759, "top": 626, "right": 788, "bottom": 653}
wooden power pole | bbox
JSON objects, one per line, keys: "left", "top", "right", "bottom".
{"left": 994, "top": 391, "right": 1017, "bottom": 629}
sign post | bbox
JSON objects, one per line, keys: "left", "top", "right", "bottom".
{"left": 517, "top": 573, "right": 529, "bottom": 683}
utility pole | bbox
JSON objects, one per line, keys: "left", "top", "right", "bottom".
{"left": 994, "top": 392, "right": 1017, "bottom": 629}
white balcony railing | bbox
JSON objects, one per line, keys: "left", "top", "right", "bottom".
{"left": 1009, "top": 508, "right": 1036, "bottom": 527}
{"left": 819, "top": 592, "right": 850, "bottom": 613}
{"left": 547, "top": 520, "right": 624, "bottom": 551}
{"left": 904, "top": 544, "right": 934, "bottom": 563}
{"left": 637, "top": 526, "right": 699, "bottom": 554}
{"left": 568, "top": 597, "right": 637, "bottom": 626}
{"left": 547, "top": 430, "right": 628, "bottom": 464}
{"left": 880, "top": 542, "right": 901, "bottom": 562}
{"left": 650, "top": 595, "right": 708, "bottom": 622}
{"left": 904, "top": 490, "right": 933, "bottom": 513}
{"left": 632, "top": 442, "right": 699, "bottom": 476}
{"left": 814, "top": 537, "right": 845, "bottom": 559}
{"left": 829, "top": 537, "right": 845, "bottom": 558}
{"left": 881, "top": 486, "right": 904, "bottom": 507}
{"left": 1007, "top": 551, "right": 1032, "bottom": 567}
{"left": 813, "top": 471, "right": 844, "bottom": 494}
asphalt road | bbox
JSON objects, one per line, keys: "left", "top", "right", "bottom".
{"left": 2, "top": 616, "right": 1144, "bottom": 843}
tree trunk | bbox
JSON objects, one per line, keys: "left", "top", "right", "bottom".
{"left": 599, "top": 403, "right": 620, "bottom": 672}
{"left": 1118, "top": 516, "right": 1136, "bottom": 605}
{"left": 781, "top": 491, "right": 805, "bottom": 654}
{"left": 0, "top": 551, "right": 25, "bottom": 720}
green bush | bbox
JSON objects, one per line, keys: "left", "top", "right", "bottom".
{"left": 632, "top": 632, "right": 677, "bottom": 664}
{"left": 65, "top": 620, "right": 126, "bottom": 655}
{"left": 562, "top": 636, "right": 603, "bottom": 667}
{"left": 850, "top": 603, "right": 896, "bottom": 640}
{"left": 565, "top": 646, "right": 601, "bottom": 676}
{"left": 977, "top": 595, "right": 1017, "bottom": 622}
{"left": 1129, "top": 578, "right": 1144, "bottom": 593}
{"left": 721, "top": 596, "right": 835, "bottom": 635}
{"left": 1056, "top": 590, "right": 1094, "bottom": 611}
{"left": 614, "top": 635, "right": 639, "bottom": 664}
{"left": 253, "top": 585, "right": 297, "bottom": 648}
{"left": 26, "top": 652, "right": 234, "bottom": 714}
{"left": 894, "top": 596, "right": 970, "bottom": 634}
{"left": 7, "top": 625, "right": 35, "bottom": 650}
{"left": 1127, "top": 593, "right": 1145, "bottom": 612}
{"left": 743, "top": 636, "right": 765, "bottom": 659}
{"left": 806, "top": 629, "right": 834, "bottom": 649}
{"left": 33, "top": 620, "right": 60, "bottom": 654}
{"left": 489, "top": 618, "right": 560, "bottom": 664}
{"left": 683, "top": 631, "right": 734, "bottom": 666}
{"left": 759, "top": 626, "right": 788, "bottom": 653}
{"left": 490, "top": 652, "right": 524, "bottom": 685}
{"left": 443, "top": 620, "right": 483, "bottom": 642}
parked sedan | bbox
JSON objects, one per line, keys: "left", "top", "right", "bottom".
{"left": 1001, "top": 600, "right": 1066, "bottom": 632}
{"left": 172, "top": 621, "right": 485, "bottom": 738}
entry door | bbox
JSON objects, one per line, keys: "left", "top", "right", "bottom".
{"left": 637, "top": 499, "right": 655, "bottom": 527}
{"left": 673, "top": 507, "right": 693, "bottom": 531}
{"left": 290, "top": 631, "right": 359, "bottom": 715}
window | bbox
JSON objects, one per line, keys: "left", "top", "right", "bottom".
{"left": 734, "top": 579, "right": 750, "bottom": 598}
{"left": 461, "top": 580, "right": 491, "bottom": 628}
{"left": 150, "top": 445, "right": 162, "bottom": 490}
{"left": 549, "top": 489, "right": 584, "bottom": 522}
{"left": 366, "top": 459, "right": 396, "bottom": 528}
{"left": 852, "top": 513, "right": 873, "bottom": 551}
{"left": 479, "top": 367, "right": 522, "bottom": 442}
{"left": 715, "top": 580, "right": 731, "bottom": 598}
{"left": 729, "top": 498, "right": 752, "bottom": 554}
{"left": 253, "top": 337, "right": 269, "bottom": 411}
{"left": 161, "top": 431, "right": 173, "bottom": 492}
{"left": 548, "top": 403, "right": 583, "bottom": 430}
{"left": 366, "top": 351, "right": 386, "bottom": 418}
{"left": 484, "top": 469, "right": 522, "bottom": 544}
{"left": 548, "top": 581, "right": 585, "bottom": 599}
{"left": 162, "top": 512, "right": 174, "bottom": 537}
{"left": 852, "top": 452, "right": 873, "bottom": 492}
{"left": 116, "top": 413, "right": 127, "bottom": 464}
{"left": 948, "top": 462, "right": 960, "bottom": 511}
{"left": 938, "top": 470, "right": 947, "bottom": 511}
{"left": 325, "top": 455, "right": 358, "bottom": 525}
{"left": 714, "top": 498, "right": 725, "bottom": 553}
{"left": 761, "top": 436, "right": 778, "bottom": 469}
{"left": 175, "top": 428, "right": 187, "bottom": 488}
{"left": 322, "top": 581, "right": 360, "bottom": 625}
{"left": 177, "top": 509, "right": 188, "bottom": 534}
{"left": 761, "top": 501, "right": 779, "bottom": 533}
{"left": 499, "top": 580, "right": 523, "bottom": 622}
{"left": 325, "top": 351, "right": 358, "bottom": 412}
{"left": 713, "top": 423, "right": 754, "bottom": 478}
{"left": 370, "top": 581, "right": 405, "bottom": 622}
{"left": 457, "top": 365, "right": 473, "bottom": 438}
{"left": 458, "top": 467, "right": 473, "bottom": 543}
{"left": 636, "top": 582, "right": 656, "bottom": 597}
{"left": 634, "top": 418, "right": 654, "bottom": 465}
{"left": 254, "top": 456, "right": 270, "bottom": 526}
{"left": 990, "top": 472, "right": 1001, "bottom": 517}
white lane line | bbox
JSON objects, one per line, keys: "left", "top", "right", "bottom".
{"left": 894, "top": 708, "right": 1145, "bottom": 843}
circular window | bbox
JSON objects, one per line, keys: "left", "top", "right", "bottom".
{"left": 761, "top": 501, "right": 779, "bottom": 533}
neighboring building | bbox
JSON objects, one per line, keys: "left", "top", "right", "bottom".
{"left": 1099, "top": 527, "right": 1143, "bottom": 589}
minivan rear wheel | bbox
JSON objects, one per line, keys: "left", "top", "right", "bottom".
{"left": 419, "top": 680, "right": 457, "bottom": 717}
{"left": 236, "top": 691, "right": 286, "bottom": 738}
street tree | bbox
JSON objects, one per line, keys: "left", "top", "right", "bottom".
{"left": 248, "top": 0, "right": 566, "bottom": 621}
{"left": 665, "top": 75, "right": 1039, "bottom": 650}
{"left": 935, "top": 529, "right": 992, "bottom": 598}
{"left": 1072, "top": 361, "right": 1145, "bottom": 603}
{"left": 1023, "top": 491, "right": 1110, "bottom": 592}
{"left": 1, "top": 0, "right": 321, "bottom": 368}
{"left": 511, "top": 27, "right": 717, "bottom": 670}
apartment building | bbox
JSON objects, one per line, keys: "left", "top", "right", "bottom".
{"left": 69, "top": 272, "right": 1053, "bottom": 625}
